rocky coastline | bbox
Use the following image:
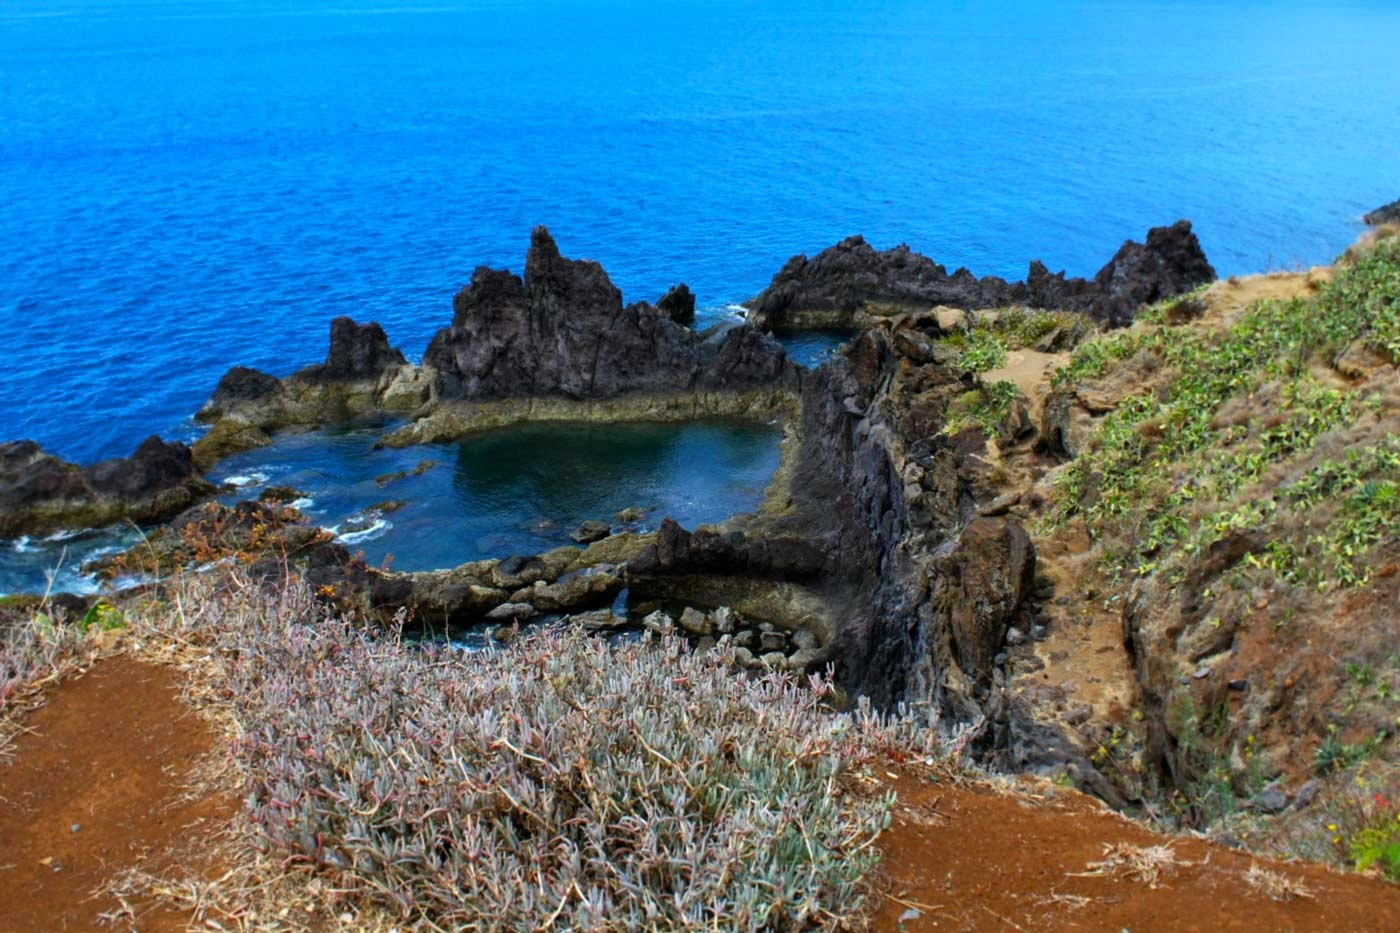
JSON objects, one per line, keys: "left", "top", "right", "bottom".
{"left": 1, "top": 221, "right": 1220, "bottom": 798}
{"left": 744, "top": 219, "right": 1215, "bottom": 331}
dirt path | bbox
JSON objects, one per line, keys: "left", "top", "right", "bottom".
{"left": 872, "top": 771, "right": 1400, "bottom": 932}
{"left": 6, "top": 655, "right": 1400, "bottom": 932}
{"left": 0, "top": 656, "right": 233, "bottom": 932}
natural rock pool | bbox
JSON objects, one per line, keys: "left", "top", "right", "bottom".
{"left": 210, "top": 418, "right": 782, "bottom": 573}
{"left": 0, "top": 418, "right": 782, "bottom": 596}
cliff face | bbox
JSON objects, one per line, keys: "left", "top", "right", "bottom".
{"left": 746, "top": 220, "right": 1215, "bottom": 330}
{"left": 787, "top": 323, "right": 1038, "bottom": 723}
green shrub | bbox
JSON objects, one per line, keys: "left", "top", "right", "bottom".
{"left": 953, "top": 330, "right": 1008, "bottom": 373}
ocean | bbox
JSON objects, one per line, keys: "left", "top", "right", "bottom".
{"left": 1, "top": 0, "right": 1397, "bottom": 465}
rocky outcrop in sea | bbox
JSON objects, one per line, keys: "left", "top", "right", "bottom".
{"left": 195, "top": 227, "right": 798, "bottom": 463}
{"left": 0, "top": 436, "right": 213, "bottom": 538}
{"left": 1364, "top": 196, "right": 1400, "bottom": 227}
{"left": 745, "top": 220, "right": 1215, "bottom": 330}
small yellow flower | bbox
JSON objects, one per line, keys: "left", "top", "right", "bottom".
{"left": 1328, "top": 823, "right": 1337, "bottom": 831}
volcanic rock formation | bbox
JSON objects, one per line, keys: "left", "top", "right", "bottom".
{"left": 746, "top": 220, "right": 1215, "bottom": 330}
{"left": 0, "top": 436, "right": 214, "bottom": 537}
{"left": 424, "top": 227, "right": 794, "bottom": 401}
{"left": 1364, "top": 197, "right": 1400, "bottom": 227}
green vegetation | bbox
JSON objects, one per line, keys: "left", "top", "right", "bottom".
{"left": 1317, "top": 766, "right": 1400, "bottom": 884}
{"left": 1051, "top": 237, "right": 1400, "bottom": 590}
{"left": 944, "top": 380, "right": 1022, "bottom": 439}
{"left": 950, "top": 328, "right": 1008, "bottom": 373}
{"left": 940, "top": 306, "right": 1085, "bottom": 375}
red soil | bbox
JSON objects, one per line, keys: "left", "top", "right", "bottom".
{"left": 0, "top": 656, "right": 232, "bottom": 932}
{"left": 872, "top": 770, "right": 1400, "bottom": 932}
{"left": 6, "top": 655, "right": 1400, "bottom": 932}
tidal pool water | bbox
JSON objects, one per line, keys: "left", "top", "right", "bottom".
{"left": 773, "top": 329, "right": 859, "bottom": 370}
{"left": 0, "top": 418, "right": 782, "bottom": 596}
{"left": 209, "top": 418, "right": 783, "bottom": 573}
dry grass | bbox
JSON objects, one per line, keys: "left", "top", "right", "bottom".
{"left": 1076, "top": 842, "right": 1185, "bottom": 888}
{"left": 0, "top": 604, "right": 102, "bottom": 765}
{"left": 1244, "top": 863, "right": 1315, "bottom": 902}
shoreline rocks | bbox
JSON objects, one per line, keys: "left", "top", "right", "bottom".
{"left": 193, "top": 316, "right": 428, "bottom": 469}
{"left": 425, "top": 227, "right": 797, "bottom": 401}
{"left": 1363, "top": 197, "right": 1400, "bottom": 226}
{"left": 195, "top": 228, "right": 800, "bottom": 468}
{"left": 0, "top": 437, "right": 214, "bottom": 538}
{"left": 745, "top": 220, "right": 1215, "bottom": 330}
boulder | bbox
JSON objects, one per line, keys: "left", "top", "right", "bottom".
{"left": 486, "top": 602, "right": 538, "bottom": 621}
{"left": 570, "top": 520, "right": 613, "bottom": 544}
{"left": 678, "top": 606, "right": 713, "bottom": 636}
{"left": 296, "top": 317, "right": 407, "bottom": 383}
{"left": 1091, "top": 220, "right": 1217, "bottom": 324}
{"left": 656, "top": 283, "right": 696, "bottom": 326}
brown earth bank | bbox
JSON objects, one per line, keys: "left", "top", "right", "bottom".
{"left": 872, "top": 770, "right": 1400, "bottom": 932}
{"left": 0, "top": 656, "right": 232, "bottom": 933}
{"left": 5, "top": 655, "right": 1400, "bottom": 932}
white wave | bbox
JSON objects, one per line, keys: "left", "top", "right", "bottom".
{"left": 12, "top": 535, "right": 33, "bottom": 553}
{"left": 330, "top": 515, "right": 392, "bottom": 546}
{"left": 723, "top": 304, "right": 749, "bottom": 319}
{"left": 335, "top": 519, "right": 392, "bottom": 545}
{"left": 224, "top": 472, "right": 269, "bottom": 488}
{"left": 290, "top": 497, "right": 316, "bottom": 510}
{"left": 44, "top": 528, "right": 90, "bottom": 542}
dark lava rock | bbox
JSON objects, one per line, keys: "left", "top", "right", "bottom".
{"left": 202, "top": 366, "right": 281, "bottom": 412}
{"left": 938, "top": 518, "right": 1037, "bottom": 686}
{"left": 295, "top": 317, "right": 407, "bottom": 383}
{"left": 1364, "top": 197, "right": 1400, "bottom": 227}
{"left": 628, "top": 518, "right": 827, "bottom": 581}
{"left": 0, "top": 437, "right": 215, "bottom": 539}
{"left": 1091, "top": 220, "right": 1217, "bottom": 321}
{"left": 425, "top": 227, "right": 798, "bottom": 399}
{"left": 746, "top": 221, "right": 1215, "bottom": 329}
{"left": 656, "top": 283, "right": 696, "bottom": 326}
{"left": 570, "top": 520, "right": 613, "bottom": 544}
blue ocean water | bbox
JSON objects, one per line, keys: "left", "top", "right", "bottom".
{"left": 1, "top": 0, "right": 1398, "bottom": 464}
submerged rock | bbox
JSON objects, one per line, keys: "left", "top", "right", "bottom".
{"left": 0, "top": 437, "right": 215, "bottom": 538}
{"left": 746, "top": 220, "right": 1215, "bottom": 329}
{"left": 570, "top": 520, "right": 613, "bottom": 544}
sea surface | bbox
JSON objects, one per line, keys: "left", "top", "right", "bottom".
{"left": 1, "top": 0, "right": 1397, "bottom": 464}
